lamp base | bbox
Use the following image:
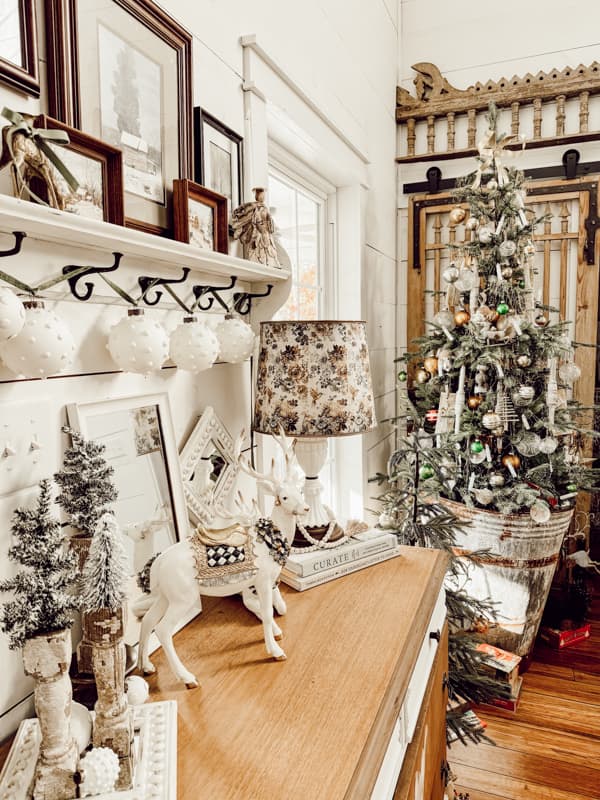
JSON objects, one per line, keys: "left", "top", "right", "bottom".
{"left": 292, "top": 521, "right": 346, "bottom": 549}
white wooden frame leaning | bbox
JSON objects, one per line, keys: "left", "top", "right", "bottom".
{"left": 179, "top": 406, "right": 239, "bottom": 525}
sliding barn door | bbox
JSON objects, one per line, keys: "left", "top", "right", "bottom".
{"left": 407, "top": 177, "right": 600, "bottom": 547}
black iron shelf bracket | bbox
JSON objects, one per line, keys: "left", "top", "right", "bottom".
{"left": 62, "top": 252, "right": 127, "bottom": 302}
{"left": 233, "top": 284, "right": 273, "bottom": 316}
{"left": 192, "top": 276, "right": 237, "bottom": 312}
{"left": 0, "top": 230, "right": 26, "bottom": 258}
{"left": 138, "top": 268, "right": 191, "bottom": 310}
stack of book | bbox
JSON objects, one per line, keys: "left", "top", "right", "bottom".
{"left": 476, "top": 643, "right": 523, "bottom": 712}
{"left": 280, "top": 528, "right": 400, "bottom": 591}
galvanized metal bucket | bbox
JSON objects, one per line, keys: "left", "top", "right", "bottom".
{"left": 439, "top": 497, "right": 573, "bottom": 657}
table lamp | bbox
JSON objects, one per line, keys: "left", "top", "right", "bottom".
{"left": 253, "top": 320, "right": 376, "bottom": 548}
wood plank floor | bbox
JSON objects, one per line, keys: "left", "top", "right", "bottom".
{"left": 449, "top": 581, "right": 600, "bottom": 800}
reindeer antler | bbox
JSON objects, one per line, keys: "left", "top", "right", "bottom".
{"left": 271, "top": 424, "right": 296, "bottom": 474}
{"left": 234, "top": 427, "right": 279, "bottom": 493}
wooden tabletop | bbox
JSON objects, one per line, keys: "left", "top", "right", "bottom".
{"left": 0, "top": 545, "right": 448, "bottom": 800}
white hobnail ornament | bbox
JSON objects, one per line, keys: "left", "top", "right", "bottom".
{"left": 78, "top": 747, "right": 119, "bottom": 796}
{"left": 215, "top": 314, "right": 255, "bottom": 363}
{"left": 0, "top": 286, "right": 25, "bottom": 341}
{"left": 169, "top": 316, "right": 219, "bottom": 373}
{"left": 0, "top": 300, "right": 75, "bottom": 377}
{"left": 107, "top": 308, "right": 169, "bottom": 374}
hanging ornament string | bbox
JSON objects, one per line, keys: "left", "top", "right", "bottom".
{"left": 472, "top": 127, "right": 526, "bottom": 189}
{"left": 1, "top": 107, "right": 79, "bottom": 206}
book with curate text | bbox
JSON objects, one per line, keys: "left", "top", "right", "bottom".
{"left": 285, "top": 529, "right": 398, "bottom": 577}
{"left": 280, "top": 546, "right": 401, "bottom": 591}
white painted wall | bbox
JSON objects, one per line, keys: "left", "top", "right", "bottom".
{"left": 397, "top": 0, "right": 600, "bottom": 362}
{"left": 0, "top": 0, "right": 399, "bottom": 736}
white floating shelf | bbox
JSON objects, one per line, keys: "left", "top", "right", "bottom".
{"left": 0, "top": 194, "right": 289, "bottom": 285}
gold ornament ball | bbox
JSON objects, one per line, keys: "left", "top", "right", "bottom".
{"left": 502, "top": 453, "right": 521, "bottom": 470}
{"left": 423, "top": 356, "right": 439, "bottom": 374}
{"left": 449, "top": 207, "right": 467, "bottom": 224}
{"left": 454, "top": 310, "right": 471, "bottom": 327}
{"left": 467, "top": 395, "right": 482, "bottom": 410}
{"left": 415, "top": 368, "right": 431, "bottom": 384}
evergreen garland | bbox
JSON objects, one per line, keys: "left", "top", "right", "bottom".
{"left": 0, "top": 480, "right": 79, "bottom": 649}
{"left": 80, "top": 513, "right": 128, "bottom": 612}
{"left": 54, "top": 426, "right": 118, "bottom": 537}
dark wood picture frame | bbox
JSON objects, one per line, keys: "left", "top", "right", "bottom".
{"left": 194, "top": 108, "right": 243, "bottom": 211}
{"left": 45, "top": 0, "right": 193, "bottom": 236}
{"left": 0, "top": 0, "right": 39, "bottom": 96}
{"left": 173, "top": 179, "right": 228, "bottom": 254}
{"left": 34, "top": 114, "right": 124, "bottom": 225}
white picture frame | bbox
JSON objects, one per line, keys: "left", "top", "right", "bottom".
{"left": 180, "top": 406, "right": 239, "bottom": 526}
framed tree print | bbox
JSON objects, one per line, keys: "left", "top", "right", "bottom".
{"left": 194, "top": 108, "right": 243, "bottom": 217}
{"left": 0, "top": 0, "right": 39, "bottom": 96}
{"left": 45, "top": 0, "right": 193, "bottom": 236}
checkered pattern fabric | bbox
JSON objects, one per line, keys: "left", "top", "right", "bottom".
{"left": 206, "top": 545, "right": 246, "bottom": 568}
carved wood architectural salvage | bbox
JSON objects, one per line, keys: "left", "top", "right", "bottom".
{"left": 396, "top": 62, "right": 600, "bottom": 162}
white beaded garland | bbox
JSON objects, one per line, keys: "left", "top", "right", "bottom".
{"left": 0, "top": 286, "right": 25, "bottom": 341}
{"left": 215, "top": 314, "right": 256, "bottom": 363}
{"left": 169, "top": 316, "right": 219, "bottom": 373}
{"left": 107, "top": 308, "right": 169, "bottom": 374}
{"left": 0, "top": 300, "right": 75, "bottom": 378}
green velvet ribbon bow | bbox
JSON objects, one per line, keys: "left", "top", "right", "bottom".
{"left": 1, "top": 107, "right": 79, "bottom": 192}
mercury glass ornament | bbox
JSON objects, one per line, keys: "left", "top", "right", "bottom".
{"left": 397, "top": 370, "right": 407, "bottom": 382}
{"left": 498, "top": 240, "right": 516, "bottom": 258}
{"left": 559, "top": 361, "right": 582, "bottom": 382}
{"left": 489, "top": 473, "right": 505, "bottom": 487}
{"left": 455, "top": 269, "right": 478, "bottom": 292}
{"left": 482, "top": 411, "right": 502, "bottom": 430}
{"left": 467, "top": 395, "right": 482, "bottom": 409}
{"left": 517, "top": 385, "right": 535, "bottom": 403}
{"left": 107, "top": 308, "right": 169, "bottom": 374}
{"left": 378, "top": 512, "right": 394, "bottom": 529}
{"left": 470, "top": 440, "right": 484, "bottom": 454}
{"left": 501, "top": 266, "right": 513, "bottom": 279}
{"left": 516, "top": 354, "right": 532, "bottom": 368}
{"left": 466, "top": 216, "right": 479, "bottom": 230}
{"left": 454, "top": 309, "right": 471, "bottom": 326}
{"left": 515, "top": 432, "right": 542, "bottom": 457}
{"left": 478, "top": 227, "right": 494, "bottom": 244}
{"left": 0, "top": 300, "right": 75, "bottom": 378}
{"left": 419, "top": 463, "right": 434, "bottom": 480}
{"left": 530, "top": 500, "right": 551, "bottom": 525}
{"left": 502, "top": 453, "right": 521, "bottom": 470}
{"left": 487, "top": 179, "right": 498, "bottom": 191}
{"left": 524, "top": 243, "right": 536, "bottom": 256}
{"left": 415, "top": 368, "right": 431, "bottom": 384}
{"left": 539, "top": 437, "right": 558, "bottom": 455}
{"left": 474, "top": 488, "right": 494, "bottom": 505}
{"left": 215, "top": 314, "right": 256, "bottom": 363}
{"left": 470, "top": 450, "right": 486, "bottom": 465}
{"left": 496, "top": 302, "right": 509, "bottom": 315}
{"left": 442, "top": 265, "right": 459, "bottom": 284}
{"left": 433, "top": 309, "right": 456, "bottom": 330}
{"left": 423, "top": 356, "right": 439, "bottom": 373}
{"left": 0, "top": 286, "right": 25, "bottom": 341}
{"left": 534, "top": 314, "right": 549, "bottom": 328}
{"left": 449, "top": 207, "right": 467, "bottom": 224}
{"left": 169, "top": 315, "right": 219, "bottom": 373}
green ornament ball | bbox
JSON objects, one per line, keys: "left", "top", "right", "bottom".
{"left": 566, "top": 483, "right": 577, "bottom": 492}
{"left": 518, "top": 280, "right": 526, "bottom": 289}
{"left": 470, "top": 440, "right": 484, "bottom": 454}
{"left": 419, "top": 463, "right": 434, "bottom": 480}
{"left": 397, "top": 370, "right": 407, "bottom": 382}
{"left": 496, "top": 302, "right": 510, "bottom": 315}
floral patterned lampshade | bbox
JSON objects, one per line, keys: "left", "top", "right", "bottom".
{"left": 254, "top": 321, "right": 376, "bottom": 438}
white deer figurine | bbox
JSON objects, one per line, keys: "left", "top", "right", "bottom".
{"left": 134, "top": 430, "right": 308, "bottom": 688}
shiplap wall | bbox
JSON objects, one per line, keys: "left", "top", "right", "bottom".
{"left": 0, "top": 0, "right": 400, "bottom": 736}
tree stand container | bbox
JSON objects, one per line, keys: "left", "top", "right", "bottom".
{"left": 87, "top": 606, "right": 134, "bottom": 790}
{"left": 22, "top": 629, "right": 79, "bottom": 800}
{"left": 440, "top": 497, "right": 573, "bottom": 659}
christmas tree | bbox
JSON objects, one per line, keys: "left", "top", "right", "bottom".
{"left": 55, "top": 426, "right": 118, "bottom": 537}
{"left": 80, "top": 513, "right": 128, "bottom": 612}
{"left": 375, "top": 104, "right": 599, "bottom": 743}
{"left": 406, "top": 103, "right": 598, "bottom": 515}
{"left": 0, "top": 480, "right": 79, "bottom": 650}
